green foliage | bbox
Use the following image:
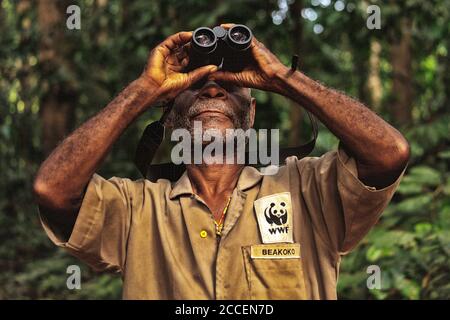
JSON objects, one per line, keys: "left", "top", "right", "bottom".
{"left": 1, "top": 0, "right": 449, "bottom": 299}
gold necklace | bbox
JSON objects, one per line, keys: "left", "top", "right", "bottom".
{"left": 214, "top": 197, "right": 232, "bottom": 237}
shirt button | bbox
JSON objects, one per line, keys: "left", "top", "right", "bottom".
{"left": 200, "top": 230, "right": 208, "bottom": 238}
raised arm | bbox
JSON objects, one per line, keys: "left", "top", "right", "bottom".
{"left": 211, "top": 27, "right": 409, "bottom": 188}
{"left": 274, "top": 69, "right": 410, "bottom": 188}
{"left": 33, "top": 31, "right": 217, "bottom": 216}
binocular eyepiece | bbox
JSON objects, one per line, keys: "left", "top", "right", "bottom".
{"left": 186, "top": 24, "right": 253, "bottom": 72}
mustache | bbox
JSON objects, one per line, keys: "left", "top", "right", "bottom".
{"left": 186, "top": 99, "right": 235, "bottom": 120}
{"left": 169, "top": 96, "right": 251, "bottom": 131}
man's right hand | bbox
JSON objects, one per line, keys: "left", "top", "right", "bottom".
{"left": 140, "top": 31, "right": 218, "bottom": 102}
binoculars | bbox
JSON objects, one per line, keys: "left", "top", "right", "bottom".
{"left": 186, "top": 24, "right": 253, "bottom": 72}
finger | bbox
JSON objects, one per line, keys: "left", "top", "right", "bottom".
{"left": 180, "top": 57, "right": 189, "bottom": 68}
{"left": 249, "top": 37, "right": 266, "bottom": 53}
{"left": 165, "top": 54, "right": 179, "bottom": 67}
{"left": 167, "top": 54, "right": 189, "bottom": 71}
{"left": 175, "top": 46, "right": 188, "bottom": 61}
{"left": 161, "top": 31, "right": 193, "bottom": 51}
{"left": 220, "top": 23, "right": 235, "bottom": 30}
{"left": 208, "top": 70, "right": 239, "bottom": 83}
{"left": 182, "top": 42, "right": 191, "bottom": 51}
{"left": 209, "top": 70, "right": 258, "bottom": 88}
{"left": 156, "top": 32, "right": 192, "bottom": 63}
{"left": 188, "top": 65, "right": 218, "bottom": 84}
{"left": 169, "top": 57, "right": 189, "bottom": 72}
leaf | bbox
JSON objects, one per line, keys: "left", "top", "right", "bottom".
{"left": 395, "top": 194, "right": 433, "bottom": 214}
{"left": 407, "top": 166, "right": 441, "bottom": 187}
{"left": 366, "top": 246, "right": 383, "bottom": 262}
{"left": 414, "top": 222, "right": 433, "bottom": 235}
{"left": 393, "top": 275, "right": 421, "bottom": 300}
{"left": 438, "top": 150, "right": 450, "bottom": 159}
{"left": 397, "top": 180, "right": 423, "bottom": 195}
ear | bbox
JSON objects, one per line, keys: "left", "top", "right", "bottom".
{"left": 249, "top": 97, "right": 256, "bottom": 128}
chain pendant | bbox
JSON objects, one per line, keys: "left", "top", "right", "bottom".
{"left": 214, "top": 197, "right": 231, "bottom": 237}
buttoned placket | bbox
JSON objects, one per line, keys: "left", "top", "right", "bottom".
{"left": 180, "top": 188, "right": 248, "bottom": 300}
{"left": 214, "top": 188, "right": 247, "bottom": 299}
{"left": 179, "top": 194, "right": 219, "bottom": 298}
{"left": 186, "top": 190, "right": 247, "bottom": 299}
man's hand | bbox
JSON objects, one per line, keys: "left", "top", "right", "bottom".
{"left": 209, "top": 24, "right": 289, "bottom": 94}
{"left": 141, "top": 31, "right": 218, "bottom": 101}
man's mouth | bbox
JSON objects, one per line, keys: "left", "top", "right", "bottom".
{"left": 186, "top": 98, "right": 235, "bottom": 124}
{"left": 192, "top": 110, "right": 229, "bottom": 119}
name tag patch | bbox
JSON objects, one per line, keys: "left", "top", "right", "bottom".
{"left": 251, "top": 243, "right": 301, "bottom": 259}
{"left": 254, "top": 192, "right": 294, "bottom": 243}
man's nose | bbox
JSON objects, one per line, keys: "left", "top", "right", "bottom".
{"left": 198, "top": 81, "right": 227, "bottom": 99}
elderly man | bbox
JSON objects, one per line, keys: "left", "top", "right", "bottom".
{"left": 33, "top": 25, "right": 409, "bottom": 300}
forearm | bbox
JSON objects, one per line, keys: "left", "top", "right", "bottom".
{"left": 277, "top": 70, "right": 410, "bottom": 186}
{"left": 34, "top": 78, "right": 158, "bottom": 210}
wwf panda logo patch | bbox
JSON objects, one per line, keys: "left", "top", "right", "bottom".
{"left": 265, "top": 201, "right": 288, "bottom": 225}
{"left": 254, "top": 192, "right": 293, "bottom": 244}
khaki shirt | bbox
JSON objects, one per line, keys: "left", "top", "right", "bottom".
{"left": 40, "top": 147, "right": 403, "bottom": 299}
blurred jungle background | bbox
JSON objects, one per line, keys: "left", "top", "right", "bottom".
{"left": 1, "top": 0, "right": 449, "bottom": 299}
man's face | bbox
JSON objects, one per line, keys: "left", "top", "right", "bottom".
{"left": 168, "top": 80, "right": 256, "bottom": 135}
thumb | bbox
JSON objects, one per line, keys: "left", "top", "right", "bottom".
{"left": 187, "top": 65, "right": 218, "bottom": 83}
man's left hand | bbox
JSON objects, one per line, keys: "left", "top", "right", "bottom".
{"left": 209, "top": 24, "right": 289, "bottom": 94}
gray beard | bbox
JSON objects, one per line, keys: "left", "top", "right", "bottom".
{"left": 170, "top": 99, "right": 251, "bottom": 134}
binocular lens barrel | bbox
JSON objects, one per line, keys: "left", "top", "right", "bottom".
{"left": 192, "top": 27, "right": 217, "bottom": 53}
{"left": 227, "top": 25, "right": 252, "bottom": 50}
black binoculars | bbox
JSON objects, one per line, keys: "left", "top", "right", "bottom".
{"left": 186, "top": 24, "right": 253, "bottom": 72}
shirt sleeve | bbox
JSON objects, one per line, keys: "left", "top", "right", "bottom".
{"left": 293, "top": 145, "right": 405, "bottom": 255}
{"left": 39, "top": 173, "right": 137, "bottom": 273}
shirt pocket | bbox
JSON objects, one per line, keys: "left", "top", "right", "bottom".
{"left": 242, "top": 243, "right": 307, "bottom": 300}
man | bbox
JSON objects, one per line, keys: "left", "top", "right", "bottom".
{"left": 33, "top": 24, "right": 410, "bottom": 299}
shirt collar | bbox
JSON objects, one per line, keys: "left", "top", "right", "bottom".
{"left": 169, "top": 166, "right": 263, "bottom": 199}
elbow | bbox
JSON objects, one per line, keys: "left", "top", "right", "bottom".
{"left": 396, "top": 136, "right": 411, "bottom": 167}
{"left": 384, "top": 135, "right": 410, "bottom": 171}
{"left": 33, "top": 177, "right": 69, "bottom": 210}
{"left": 32, "top": 177, "right": 52, "bottom": 206}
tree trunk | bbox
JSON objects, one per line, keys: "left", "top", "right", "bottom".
{"left": 389, "top": 17, "right": 413, "bottom": 125}
{"left": 288, "top": 0, "right": 305, "bottom": 146}
{"left": 38, "top": 0, "right": 75, "bottom": 155}
{"left": 367, "top": 39, "right": 382, "bottom": 111}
